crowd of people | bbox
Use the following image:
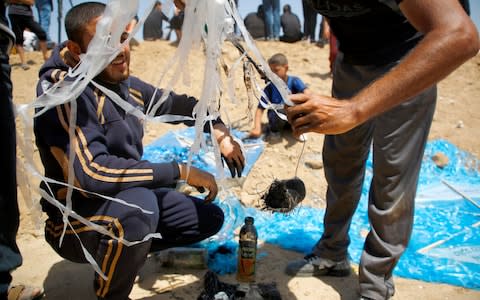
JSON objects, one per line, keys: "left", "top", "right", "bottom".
{"left": 1, "top": 0, "right": 479, "bottom": 300}
{"left": 242, "top": 1, "right": 332, "bottom": 45}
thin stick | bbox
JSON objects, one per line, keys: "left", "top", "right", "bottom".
{"left": 417, "top": 221, "right": 480, "bottom": 254}
{"left": 441, "top": 179, "right": 480, "bottom": 210}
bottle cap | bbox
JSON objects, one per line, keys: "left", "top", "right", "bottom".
{"left": 245, "top": 216, "right": 254, "bottom": 225}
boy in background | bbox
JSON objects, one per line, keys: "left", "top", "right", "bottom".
{"left": 248, "top": 53, "right": 309, "bottom": 139}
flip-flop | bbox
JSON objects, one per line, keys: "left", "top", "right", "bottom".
{"left": 7, "top": 285, "right": 44, "bottom": 300}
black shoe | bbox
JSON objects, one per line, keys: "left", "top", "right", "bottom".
{"left": 285, "top": 253, "right": 351, "bottom": 277}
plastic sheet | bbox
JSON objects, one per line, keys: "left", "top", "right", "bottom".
{"left": 144, "top": 137, "right": 480, "bottom": 289}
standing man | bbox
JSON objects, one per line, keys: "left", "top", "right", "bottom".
{"left": 284, "top": 1, "right": 479, "bottom": 300}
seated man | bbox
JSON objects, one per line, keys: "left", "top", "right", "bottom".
{"left": 244, "top": 5, "right": 266, "bottom": 40}
{"left": 34, "top": 2, "right": 244, "bottom": 300}
{"left": 280, "top": 4, "right": 303, "bottom": 43}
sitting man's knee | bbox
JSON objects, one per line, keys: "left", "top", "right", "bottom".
{"left": 113, "top": 187, "right": 160, "bottom": 240}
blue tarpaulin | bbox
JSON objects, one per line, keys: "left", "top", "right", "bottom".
{"left": 144, "top": 130, "right": 480, "bottom": 290}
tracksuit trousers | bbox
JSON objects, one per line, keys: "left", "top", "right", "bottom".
{"left": 43, "top": 187, "right": 224, "bottom": 300}
{"left": 313, "top": 52, "right": 437, "bottom": 299}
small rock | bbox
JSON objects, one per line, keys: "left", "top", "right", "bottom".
{"left": 456, "top": 120, "right": 464, "bottom": 128}
{"left": 304, "top": 159, "right": 324, "bottom": 169}
{"left": 432, "top": 152, "right": 449, "bottom": 169}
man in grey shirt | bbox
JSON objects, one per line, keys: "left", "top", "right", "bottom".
{"left": 280, "top": 4, "right": 303, "bottom": 43}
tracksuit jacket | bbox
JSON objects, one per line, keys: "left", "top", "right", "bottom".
{"left": 34, "top": 43, "right": 221, "bottom": 204}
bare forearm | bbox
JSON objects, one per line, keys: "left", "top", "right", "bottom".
{"left": 212, "top": 123, "right": 231, "bottom": 144}
{"left": 253, "top": 108, "right": 264, "bottom": 129}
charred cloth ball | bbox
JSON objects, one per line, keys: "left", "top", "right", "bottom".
{"left": 261, "top": 177, "right": 306, "bottom": 213}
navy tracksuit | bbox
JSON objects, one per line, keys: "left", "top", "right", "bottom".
{"left": 35, "top": 43, "right": 224, "bottom": 300}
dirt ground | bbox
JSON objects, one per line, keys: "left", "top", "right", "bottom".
{"left": 8, "top": 39, "right": 480, "bottom": 299}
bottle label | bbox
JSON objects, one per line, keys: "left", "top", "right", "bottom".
{"left": 239, "top": 240, "right": 256, "bottom": 259}
{"left": 237, "top": 240, "right": 256, "bottom": 281}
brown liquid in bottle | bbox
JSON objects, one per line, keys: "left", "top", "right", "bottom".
{"left": 236, "top": 216, "right": 258, "bottom": 282}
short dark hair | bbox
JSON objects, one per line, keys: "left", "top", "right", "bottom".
{"left": 268, "top": 53, "right": 288, "bottom": 66}
{"left": 65, "top": 2, "right": 106, "bottom": 44}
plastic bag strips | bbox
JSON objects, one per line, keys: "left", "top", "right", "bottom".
{"left": 168, "top": 140, "right": 479, "bottom": 289}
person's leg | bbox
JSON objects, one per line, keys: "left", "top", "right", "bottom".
{"left": 0, "top": 36, "right": 22, "bottom": 299}
{"left": 23, "top": 17, "right": 48, "bottom": 61}
{"left": 262, "top": 0, "right": 273, "bottom": 39}
{"left": 304, "top": 0, "right": 318, "bottom": 41}
{"left": 150, "top": 188, "right": 224, "bottom": 251}
{"left": 15, "top": 45, "right": 28, "bottom": 68}
{"left": 286, "top": 54, "right": 376, "bottom": 278}
{"left": 359, "top": 86, "right": 437, "bottom": 300}
{"left": 272, "top": 0, "right": 280, "bottom": 39}
{"left": 302, "top": 1, "right": 311, "bottom": 39}
{"left": 266, "top": 109, "right": 288, "bottom": 133}
{"left": 7, "top": 15, "right": 28, "bottom": 68}
{"left": 35, "top": 0, "right": 52, "bottom": 41}
{"left": 43, "top": 187, "right": 160, "bottom": 300}
{"left": 314, "top": 125, "right": 372, "bottom": 261}
{"left": 318, "top": 17, "right": 325, "bottom": 42}
{"left": 313, "top": 55, "right": 384, "bottom": 261}
{"left": 310, "top": 12, "right": 317, "bottom": 42}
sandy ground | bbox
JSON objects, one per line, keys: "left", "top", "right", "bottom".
{"left": 8, "top": 39, "right": 480, "bottom": 299}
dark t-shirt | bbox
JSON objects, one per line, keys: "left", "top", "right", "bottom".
{"left": 244, "top": 12, "right": 265, "bottom": 39}
{"left": 308, "top": 0, "right": 422, "bottom": 65}
{"left": 143, "top": 9, "right": 169, "bottom": 40}
{"left": 281, "top": 12, "right": 302, "bottom": 39}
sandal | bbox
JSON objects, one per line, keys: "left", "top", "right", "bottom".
{"left": 21, "top": 64, "right": 30, "bottom": 70}
{"left": 7, "top": 285, "right": 44, "bottom": 300}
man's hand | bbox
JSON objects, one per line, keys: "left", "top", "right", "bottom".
{"left": 219, "top": 135, "right": 245, "bottom": 178}
{"left": 285, "top": 93, "right": 362, "bottom": 138}
{"left": 179, "top": 164, "right": 218, "bottom": 203}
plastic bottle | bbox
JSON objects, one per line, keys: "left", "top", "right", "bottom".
{"left": 155, "top": 247, "right": 208, "bottom": 269}
{"left": 236, "top": 216, "right": 258, "bottom": 282}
